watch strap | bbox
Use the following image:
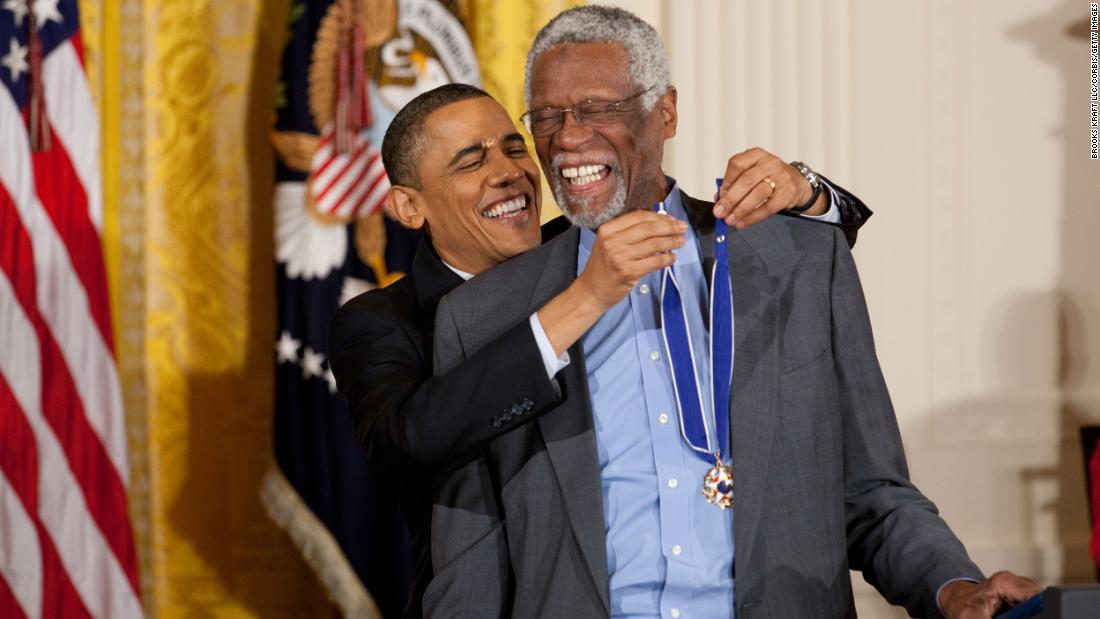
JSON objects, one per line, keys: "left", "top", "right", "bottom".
{"left": 788, "top": 160, "right": 822, "bottom": 214}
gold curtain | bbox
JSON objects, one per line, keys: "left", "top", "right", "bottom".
{"left": 92, "top": 0, "right": 332, "bottom": 615}
{"left": 464, "top": 0, "right": 583, "bottom": 223}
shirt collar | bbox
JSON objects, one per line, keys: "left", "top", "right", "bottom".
{"left": 441, "top": 260, "right": 474, "bottom": 281}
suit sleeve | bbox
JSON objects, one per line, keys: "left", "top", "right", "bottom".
{"left": 817, "top": 174, "right": 873, "bottom": 249}
{"left": 828, "top": 227, "right": 982, "bottom": 618}
{"left": 328, "top": 299, "right": 563, "bottom": 471}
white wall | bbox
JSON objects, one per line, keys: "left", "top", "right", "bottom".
{"left": 604, "top": 1, "right": 1100, "bottom": 616}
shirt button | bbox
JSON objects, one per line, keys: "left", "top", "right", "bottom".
{"left": 658, "top": 413, "right": 669, "bottom": 424}
{"left": 649, "top": 351, "right": 660, "bottom": 361}
{"left": 639, "top": 283, "right": 650, "bottom": 295}
{"left": 670, "top": 609, "right": 681, "bottom": 619}
{"left": 671, "top": 544, "right": 682, "bottom": 556}
{"left": 667, "top": 478, "right": 678, "bottom": 489}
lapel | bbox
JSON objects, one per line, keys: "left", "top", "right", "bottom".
{"left": 683, "top": 192, "right": 780, "bottom": 572}
{"left": 527, "top": 227, "right": 612, "bottom": 613}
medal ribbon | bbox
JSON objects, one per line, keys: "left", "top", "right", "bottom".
{"left": 656, "top": 179, "right": 734, "bottom": 466}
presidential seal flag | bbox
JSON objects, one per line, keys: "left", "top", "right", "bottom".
{"left": 261, "top": 0, "right": 479, "bottom": 616}
{"left": 0, "top": 0, "right": 142, "bottom": 617}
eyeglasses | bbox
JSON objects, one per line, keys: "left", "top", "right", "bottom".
{"left": 519, "top": 87, "right": 655, "bottom": 137}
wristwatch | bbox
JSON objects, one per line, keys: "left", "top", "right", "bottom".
{"left": 787, "top": 161, "right": 822, "bottom": 214}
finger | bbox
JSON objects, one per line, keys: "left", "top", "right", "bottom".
{"left": 607, "top": 217, "right": 687, "bottom": 246}
{"left": 597, "top": 209, "right": 643, "bottom": 235}
{"left": 959, "top": 578, "right": 1029, "bottom": 619}
{"left": 733, "top": 194, "right": 790, "bottom": 229}
{"left": 717, "top": 147, "right": 767, "bottom": 197}
{"left": 605, "top": 233, "right": 685, "bottom": 266}
{"left": 715, "top": 149, "right": 779, "bottom": 219}
{"left": 622, "top": 233, "right": 686, "bottom": 259}
{"left": 725, "top": 177, "right": 780, "bottom": 226}
{"left": 633, "top": 250, "right": 676, "bottom": 276}
{"left": 629, "top": 218, "right": 688, "bottom": 241}
{"left": 714, "top": 149, "right": 762, "bottom": 218}
{"left": 596, "top": 212, "right": 668, "bottom": 250}
{"left": 989, "top": 572, "right": 1042, "bottom": 605}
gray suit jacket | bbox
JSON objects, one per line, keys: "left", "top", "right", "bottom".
{"left": 428, "top": 192, "right": 981, "bottom": 619}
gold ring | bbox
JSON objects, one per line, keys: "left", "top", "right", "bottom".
{"left": 760, "top": 176, "right": 777, "bottom": 198}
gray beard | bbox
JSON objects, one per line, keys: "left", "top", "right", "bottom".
{"left": 549, "top": 166, "right": 629, "bottom": 229}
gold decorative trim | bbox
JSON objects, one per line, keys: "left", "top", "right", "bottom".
{"left": 259, "top": 466, "right": 383, "bottom": 619}
{"left": 95, "top": 0, "right": 154, "bottom": 609}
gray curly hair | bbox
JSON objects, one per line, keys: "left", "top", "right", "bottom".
{"left": 524, "top": 5, "right": 671, "bottom": 111}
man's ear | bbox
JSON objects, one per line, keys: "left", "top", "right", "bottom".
{"left": 386, "top": 186, "right": 426, "bottom": 230}
{"left": 659, "top": 86, "right": 678, "bottom": 139}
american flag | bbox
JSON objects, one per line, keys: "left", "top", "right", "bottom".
{"left": 308, "top": 122, "right": 390, "bottom": 220}
{"left": 0, "top": 0, "right": 142, "bottom": 617}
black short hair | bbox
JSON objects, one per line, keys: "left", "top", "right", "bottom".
{"left": 381, "top": 83, "right": 492, "bottom": 189}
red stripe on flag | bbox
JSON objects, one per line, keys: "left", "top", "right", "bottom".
{"left": 313, "top": 135, "right": 370, "bottom": 203}
{"left": 0, "top": 372, "right": 36, "bottom": 619}
{"left": 326, "top": 151, "right": 380, "bottom": 216}
{"left": 311, "top": 150, "right": 337, "bottom": 189}
{"left": 70, "top": 33, "right": 87, "bottom": 70}
{"left": 0, "top": 375, "right": 93, "bottom": 619}
{"left": 349, "top": 162, "right": 388, "bottom": 219}
{"left": 0, "top": 574, "right": 29, "bottom": 619}
{"left": 37, "top": 522, "right": 95, "bottom": 619}
{"left": 0, "top": 184, "right": 35, "bottom": 322}
{"left": 30, "top": 123, "right": 115, "bottom": 354}
{"left": 0, "top": 375, "right": 38, "bottom": 512}
{"left": 0, "top": 188, "right": 139, "bottom": 595}
{"left": 311, "top": 132, "right": 337, "bottom": 179}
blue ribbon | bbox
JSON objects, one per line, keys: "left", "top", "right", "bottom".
{"left": 656, "top": 179, "right": 734, "bottom": 465}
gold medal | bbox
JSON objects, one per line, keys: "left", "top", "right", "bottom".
{"left": 701, "top": 453, "right": 733, "bottom": 509}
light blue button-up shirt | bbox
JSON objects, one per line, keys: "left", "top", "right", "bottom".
{"left": 578, "top": 181, "right": 735, "bottom": 619}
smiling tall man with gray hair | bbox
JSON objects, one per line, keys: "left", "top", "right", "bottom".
{"left": 523, "top": 5, "right": 673, "bottom": 229}
{"left": 427, "top": 5, "right": 1039, "bottom": 619}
